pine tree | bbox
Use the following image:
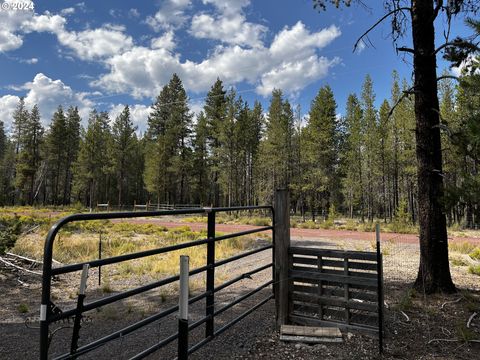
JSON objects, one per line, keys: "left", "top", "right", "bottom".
{"left": 360, "top": 75, "right": 378, "bottom": 221}
{"left": 73, "top": 110, "right": 112, "bottom": 208}
{"left": 63, "top": 106, "right": 81, "bottom": 204}
{"left": 259, "top": 89, "right": 294, "bottom": 204}
{"left": 145, "top": 74, "right": 192, "bottom": 204}
{"left": 302, "top": 85, "right": 338, "bottom": 220}
{"left": 342, "top": 94, "right": 364, "bottom": 219}
{"left": 45, "top": 106, "right": 68, "bottom": 205}
{"left": 378, "top": 99, "right": 391, "bottom": 221}
{"left": 204, "top": 78, "right": 227, "bottom": 206}
{"left": 168, "top": 74, "right": 192, "bottom": 204}
{"left": 112, "top": 105, "right": 137, "bottom": 206}
{"left": 0, "top": 120, "right": 13, "bottom": 205}
{"left": 192, "top": 111, "right": 210, "bottom": 205}
{"left": 15, "top": 104, "right": 43, "bottom": 204}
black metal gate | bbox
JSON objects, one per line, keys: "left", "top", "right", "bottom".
{"left": 40, "top": 206, "right": 274, "bottom": 359}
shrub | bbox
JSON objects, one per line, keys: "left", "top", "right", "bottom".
{"left": 344, "top": 219, "right": 358, "bottom": 231}
{"left": 388, "top": 199, "right": 418, "bottom": 233}
{"left": 0, "top": 215, "right": 22, "bottom": 254}
{"left": 468, "top": 264, "right": 480, "bottom": 276}
{"left": 17, "top": 303, "right": 29, "bottom": 313}
{"left": 469, "top": 247, "right": 480, "bottom": 261}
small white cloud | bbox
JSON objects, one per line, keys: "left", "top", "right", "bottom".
{"left": 202, "top": 0, "right": 250, "bottom": 15}
{"left": 60, "top": 7, "right": 75, "bottom": 16}
{"left": 146, "top": 0, "right": 191, "bottom": 31}
{"left": 25, "top": 57, "right": 38, "bottom": 64}
{"left": 55, "top": 24, "right": 134, "bottom": 60}
{"left": 270, "top": 23, "right": 340, "bottom": 60}
{"left": 151, "top": 31, "right": 176, "bottom": 51}
{"left": 129, "top": 8, "right": 140, "bottom": 18}
{"left": 190, "top": 13, "right": 266, "bottom": 48}
{"left": 191, "top": 0, "right": 265, "bottom": 48}
{"left": 256, "top": 56, "right": 341, "bottom": 96}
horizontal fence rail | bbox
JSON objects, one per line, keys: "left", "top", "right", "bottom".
{"left": 40, "top": 205, "right": 274, "bottom": 360}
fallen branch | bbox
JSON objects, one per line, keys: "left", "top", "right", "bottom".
{"left": 428, "top": 338, "right": 480, "bottom": 345}
{"left": 6, "top": 252, "right": 42, "bottom": 264}
{"left": 0, "top": 257, "right": 42, "bottom": 276}
{"left": 17, "top": 278, "right": 29, "bottom": 287}
{"left": 467, "top": 312, "right": 478, "bottom": 329}
{"left": 441, "top": 297, "right": 461, "bottom": 309}
{"left": 400, "top": 311, "right": 410, "bottom": 322}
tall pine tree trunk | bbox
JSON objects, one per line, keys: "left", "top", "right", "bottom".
{"left": 412, "top": 0, "right": 455, "bottom": 293}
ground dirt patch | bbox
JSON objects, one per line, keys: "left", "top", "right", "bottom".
{"left": 0, "top": 233, "right": 479, "bottom": 359}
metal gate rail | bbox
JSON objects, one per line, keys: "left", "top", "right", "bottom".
{"left": 40, "top": 206, "right": 274, "bottom": 359}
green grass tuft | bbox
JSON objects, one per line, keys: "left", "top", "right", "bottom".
{"left": 468, "top": 264, "right": 480, "bottom": 276}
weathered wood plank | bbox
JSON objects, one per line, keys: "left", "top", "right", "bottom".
{"left": 293, "top": 277, "right": 377, "bottom": 291}
{"left": 289, "top": 247, "right": 377, "bottom": 261}
{"left": 281, "top": 325, "right": 341, "bottom": 337}
{"left": 292, "top": 265, "right": 377, "bottom": 279}
{"left": 279, "top": 335, "right": 343, "bottom": 343}
{"left": 292, "top": 256, "right": 378, "bottom": 271}
{"left": 292, "top": 292, "right": 378, "bottom": 312}
{"left": 293, "top": 284, "right": 377, "bottom": 302}
{"left": 289, "top": 314, "right": 379, "bottom": 338}
{"left": 290, "top": 269, "right": 378, "bottom": 287}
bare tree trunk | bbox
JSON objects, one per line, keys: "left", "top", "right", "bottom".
{"left": 412, "top": 0, "right": 455, "bottom": 293}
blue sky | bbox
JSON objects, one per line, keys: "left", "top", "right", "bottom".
{"left": 0, "top": 0, "right": 470, "bottom": 134}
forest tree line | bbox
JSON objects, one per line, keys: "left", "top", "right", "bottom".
{"left": 0, "top": 70, "right": 479, "bottom": 227}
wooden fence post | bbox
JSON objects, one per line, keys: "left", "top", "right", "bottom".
{"left": 275, "top": 189, "right": 290, "bottom": 330}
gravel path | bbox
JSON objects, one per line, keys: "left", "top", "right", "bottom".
{"left": 1, "top": 235, "right": 479, "bottom": 359}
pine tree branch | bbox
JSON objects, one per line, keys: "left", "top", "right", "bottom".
{"left": 396, "top": 46, "right": 415, "bottom": 54}
{"left": 437, "top": 75, "right": 460, "bottom": 82}
{"left": 388, "top": 86, "right": 415, "bottom": 118}
{"left": 353, "top": 7, "right": 412, "bottom": 52}
{"left": 434, "top": 40, "right": 471, "bottom": 55}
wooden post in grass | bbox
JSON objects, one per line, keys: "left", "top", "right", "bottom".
{"left": 275, "top": 189, "right": 290, "bottom": 330}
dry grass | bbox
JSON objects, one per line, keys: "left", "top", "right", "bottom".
{"left": 449, "top": 241, "right": 478, "bottom": 254}
{"left": 12, "top": 222, "right": 259, "bottom": 279}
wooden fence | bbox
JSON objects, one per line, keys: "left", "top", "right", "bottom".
{"left": 288, "top": 247, "right": 382, "bottom": 336}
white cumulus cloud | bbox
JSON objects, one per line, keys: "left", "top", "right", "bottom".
{"left": 0, "top": 73, "right": 94, "bottom": 129}
{"left": 93, "top": 21, "right": 341, "bottom": 98}
{"left": 1, "top": 6, "right": 134, "bottom": 61}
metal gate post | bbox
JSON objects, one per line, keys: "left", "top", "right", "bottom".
{"left": 274, "top": 189, "right": 290, "bottom": 330}
{"left": 376, "top": 224, "right": 384, "bottom": 354}
{"left": 205, "top": 209, "right": 215, "bottom": 338}
{"left": 178, "top": 256, "right": 190, "bottom": 360}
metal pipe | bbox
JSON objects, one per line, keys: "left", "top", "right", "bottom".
{"left": 178, "top": 255, "right": 189, "bottom": 359}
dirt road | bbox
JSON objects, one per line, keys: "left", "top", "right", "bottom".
{"left": 113, "top": 218, "right": 480, "bottom": 244}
